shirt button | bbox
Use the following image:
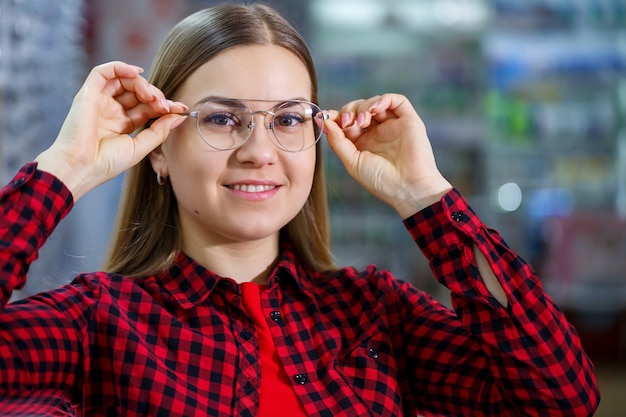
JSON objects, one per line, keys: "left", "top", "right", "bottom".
{"left": 451, "top": 211, "right": 464, "bottom": 222}
{"left": 11, "top": 177, "right": 25, "bottom": 186}
{"left": 294, "top": 373, "right": 309, "bottom": 385}
{"left": 367, "top": 347, "right": 379, "bottom": 359}
{"left": 269, "top": 311, "right": 281, "bottom": 322}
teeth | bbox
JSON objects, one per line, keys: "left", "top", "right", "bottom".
{"left": 231, "top": 184, "right": 276, "bottom": 193}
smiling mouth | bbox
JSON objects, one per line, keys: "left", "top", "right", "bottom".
{"left": 230, "top": 184, "right": 277, "bottom": 193}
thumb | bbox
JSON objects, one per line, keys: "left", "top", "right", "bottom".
{"left": 133, "top": 114, "right": 187, "bottom": 163}
{"left": 324, "top": 118, "right": 359, "bottom": 175}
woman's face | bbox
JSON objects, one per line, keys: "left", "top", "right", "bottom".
{"left": 152, "top": 45, "right": 317, "bottom": 250}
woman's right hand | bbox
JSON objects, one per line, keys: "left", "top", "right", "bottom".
{"left": 34, "top": 61, "right": 188, "bottom": 201}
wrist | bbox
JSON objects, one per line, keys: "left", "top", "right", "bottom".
{"left": 393, "top": 177, "right": 453, "bottom": 219}
{"left": 34, "top": 149, "right": 90, "bottom": 201}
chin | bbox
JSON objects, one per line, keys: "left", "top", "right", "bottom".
{"left": 225, "top": 222, "right": 285, "bottom": 243}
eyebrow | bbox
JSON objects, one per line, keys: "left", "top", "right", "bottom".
{"left": 192, "top": 96, "right": 311, "bottom": 107}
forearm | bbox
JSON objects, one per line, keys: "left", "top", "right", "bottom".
{"left": 0, "top": 164, "right": 87, "bottom": 397}
{"left": 405, "top": 189, "right": 600, "bottom": 416}
{"left": 0, "top": 163, "right": 73, "bottom": 307}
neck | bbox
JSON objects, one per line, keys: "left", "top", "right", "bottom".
{"left": 182, "top": 235, "right": 280, "bottom": 284}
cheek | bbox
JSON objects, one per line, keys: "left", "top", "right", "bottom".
{"left": 293, "top": 150, "right": 317, "bottom": 192}
{"left": 164, "top": 139, "right": 227, "bottom": 200}
{"left": 164, "top": 130, "right": 214, "bottom": 173}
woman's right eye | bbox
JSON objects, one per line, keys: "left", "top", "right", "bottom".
{"left": 202, "top": 112, "right": 239, "bottom": 127}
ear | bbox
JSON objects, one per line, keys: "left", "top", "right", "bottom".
{"left": 148, "top": 145, "right": 169, "bottom": 178}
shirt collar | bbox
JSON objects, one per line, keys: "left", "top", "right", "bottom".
{"left": 157, "top": 252, "right": 220, "bottom": 309}
{"left": 157, "top": 242, "right": 316, "bottom": 310}
{"left": 271, "top": 242, "right": 316, "bottom": 299}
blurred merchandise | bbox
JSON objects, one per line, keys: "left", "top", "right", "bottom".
{"left": 0, "top": 0, "right": 88, "bottom": 299}
{"left": 483, "top": 0, "right": 626, "bottom": 363}
{"left": 313, "top": 0, "right": 626, "bottom": 306}
{"left": 0, "top": 0, "right": 86, "bottom": 182}
{"left": 542, "top": 213, "right": 626, "bottom": 360}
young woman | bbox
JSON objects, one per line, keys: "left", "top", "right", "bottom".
{"left": 0, "top": 3, "right": 599, "bottom": 416}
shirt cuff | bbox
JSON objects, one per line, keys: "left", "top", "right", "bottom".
{"left": 1, "top": 162, "right": 74, "bottom": 232}
{"left": 403, "top": 188, "right": 482, "bottom": 259}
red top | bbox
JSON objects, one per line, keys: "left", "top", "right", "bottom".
{"left": 240, "top": 282, "right": 307, "bottom": 416}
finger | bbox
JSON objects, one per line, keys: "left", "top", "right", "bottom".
{"left": 339, "top": 110, "right": 369, "bottom": 132}
{"left": 340, "top": 111, "right": 355, "bottom": 129}
{"left": 323, "top": 109, "right": 340, "bottom": 133}
{"left": 168, "top": 101, "right": 189, "bottom": 114}
{"left": 96, "top": 70, "right": 165, "bottom": 111}
{"left": 339, "top": 96, "right": 382, "bottom": 130}
{"left": 338, "top": 111, "right": 372, "bottom": 141}
{"left": 342, "top": 122, "right": 367, "bottom": 141}
{"left": 125, "top": 100, "right": 188, "bottom": 131}
{"left": 115, "top": 90, "right": 142, "bottom": 110}
{"left": 340, "top": 96, "right": 380, "bottom": 115}
{"left": 89, "top": 61, "right": 145, "bottom": 91}
{"left": 369, "top": 94, "right": 417, "bottom": 123}
{"left": 340, "top": 98, "right": 367, "bottom": 114}
{"left": 117, "top": 88, "right": 184, "bottom": 119}
{"left": 338, "top": 100, "right": 364, "bottom": 128}
{"left": 132, "top": 114, "right": 188, "bottom": 163}
{"left": 118, "top": 77, "right": 165, "bottom": 105}
{"left": 103, "top": 77, "right": 164, "bottom": 111}
{"left": 324, "top": 118, "right": 358, "bottom": 172}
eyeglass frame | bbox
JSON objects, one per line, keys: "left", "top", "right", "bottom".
{"left": 180, "top": 97, "right": 329, "bottom": 152}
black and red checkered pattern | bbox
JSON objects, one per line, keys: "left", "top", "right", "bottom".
{"left": 0, "top": 163, "right": 599, "bottom": 416}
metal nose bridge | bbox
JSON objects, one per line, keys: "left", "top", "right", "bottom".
{"left": 247, "top": 109, "right": 276, "bottom": 132}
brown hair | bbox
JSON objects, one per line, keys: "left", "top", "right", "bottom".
{"left": 103, "top": 4, "right": 334, "bottom": 276}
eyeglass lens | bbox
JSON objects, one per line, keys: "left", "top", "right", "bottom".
{"left": 194, "top": 99, "right": 325, "bottom": 152}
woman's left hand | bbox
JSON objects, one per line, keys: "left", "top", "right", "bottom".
{"left": 324, "top": 93, "right": 452, "bottom": 218}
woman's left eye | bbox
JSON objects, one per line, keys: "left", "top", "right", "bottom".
{"left": 275, "top": 113, "right": 304, "bottom": 127}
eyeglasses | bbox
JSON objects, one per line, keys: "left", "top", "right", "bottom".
{"left": 183, "top": 98, "right": 328, "bottom": 152}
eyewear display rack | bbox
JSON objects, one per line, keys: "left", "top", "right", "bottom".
{"left": 0, "top": 0, "right": 87, "bottom": 300}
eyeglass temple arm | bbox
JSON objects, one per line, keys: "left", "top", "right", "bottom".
{"left": 177, "top": 110, "right": 328, "bottom": 119}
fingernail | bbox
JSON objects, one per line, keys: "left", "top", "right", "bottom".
{"left": 150, "top": 86, "right": 160, "bottom": 99}
{"left": 161, "top": 98, "right": 170, "bottom": 112}
{"left": 341, "top": 113, "right": 350, "bottom": 128}
{"left": 369, "top": 100, "right": 380, "bottom": 113}
{"left": 357, "top": 112, "right": 366, "bottom": 128}
{"left": 170, "top": 115, "right": 187, "bottom": 129}
{"left": 166, "top": 99, "right": 187, "bottom": 112}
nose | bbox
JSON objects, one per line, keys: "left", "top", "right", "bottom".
{"left": 234, "top": 111, "right": 277, "bottom": 165}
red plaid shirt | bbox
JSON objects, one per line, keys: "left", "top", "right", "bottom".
{"left": 0, "top": 163, "right": 599, "bottom": 416}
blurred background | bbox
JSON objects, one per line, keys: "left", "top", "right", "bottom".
{"left": 1, "top": 0, "right": 624, "bottom": 414}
